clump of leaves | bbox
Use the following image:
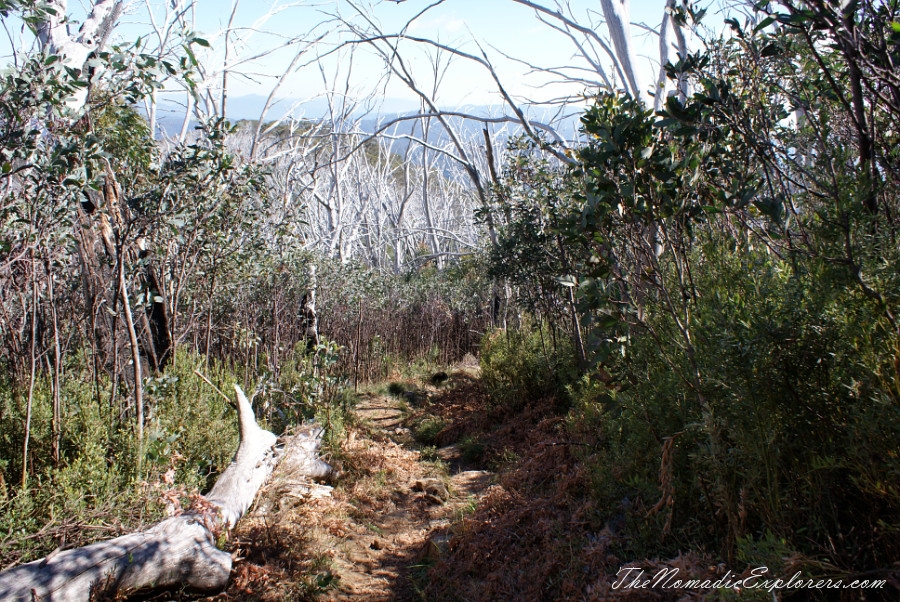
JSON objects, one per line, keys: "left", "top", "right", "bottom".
{"left": 459, "top": 436, "right": 485, "bottom": 464}
{"left": 414, "top": 417, "right": 446, "bottom": 446}
{"left": 479, "top": 326, "right": 577, "bottom": 411}
{"left": 386, "top": 382, "right": 407, "bottom": 397}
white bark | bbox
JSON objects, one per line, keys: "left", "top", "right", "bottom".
{"left": 600, "top": 0, "right": 647, "bottom": 104}
{"left": 0, "top": 517, "right": 232, "bottom": 601}
{"left": 0, "top": 384, "right": 328, "bottom": 601}
{"left": 36, "top": 0, "right": 123, "bottom": 111}
{"left": 201, "top": 385, "right": 279, "bottom": 528}
{"left": 37, "top": 0, "right": 120, "bottom": 67}
{"left": 655, "top": 0, "right": 690, "bottom": 111}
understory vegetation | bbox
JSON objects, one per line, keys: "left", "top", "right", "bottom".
{"left": 457, "top": 2, "right": 900, "bottom": 595}
{"left": 0, "top": 46, "right": 492, "bottom": 566}
{"left": 1, "top": 0, "right": 899, "bottom": 599}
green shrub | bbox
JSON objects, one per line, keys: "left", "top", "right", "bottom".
{"left": 269, "top": 339, "right": 350, "bottom": 444}
{"left": 145, "top": 352, "right": 241, "bottom": 488}
{"left": 415, "top": 417, "right": 447, "bottom": 446}
{"left": 0, "top": 349, "right": 255, "bottom": 566}
{"left": 0, "top": 336, "right": 356, "bottom": 567}
{"left": 418, "top": 445, "right": 441, "bottom": 463}
{"left": 480, "top": 325, "right": 578, "bottom": 410}
{"left": 459, "top": 436, "right": 485, "bottom": 464}
{"left": 565, "top": 234, "right": 900, "bottom": 569}
{"left": 387, "top": 382, "right": 407, "bottom": 397}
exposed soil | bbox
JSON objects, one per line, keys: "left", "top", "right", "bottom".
{"left": 214, "top": 366, "right": 497, "bottom": 601}
{"left": 312, "top": 401, "right": 494, "bottom": 602}
{"left": 153, "top": 364, "right": 728, "bottom": 602}
{"left": 143, "top": 361, "right": 893, "bottom": 602}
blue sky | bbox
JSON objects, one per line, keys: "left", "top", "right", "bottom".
{"left": 119, "top": 0, "right": 728, "bottom": 114}
{"left": 0, "top": 1, "right": 730, "bottom": 117}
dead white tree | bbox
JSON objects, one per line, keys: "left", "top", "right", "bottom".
{"left": 249, "top": 0, "right": 695, "bottom": 273}
{"left": 504, "top": 0, "right": 691, "bottom": 109}
{"left": 656, "top": 0, "right": 690, "bottom": 110}
{"left": 0, "top": 385, "right": 331, "bottom": 602}
{"left": 138, "top": 0, "right": 198, "bottom": 139}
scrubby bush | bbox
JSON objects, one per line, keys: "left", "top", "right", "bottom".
{"left": 414, "top": 417, "right": 447, "bottom": 446}
{"left": 480, "top": 325, "right": 578, "bottom": 410}
{"left": 481, "top": 1, "right": 900, "bottom": 581}
{"left": 564, "top": 233, "right": 900, "bottom": 569}
{"left": 315, "top": 256, "right": 494, "bottom": 383}
{"left": 144, "top": 352, "right": 242, "bottom": 487}
{"left": 387, "top": 382, "right": 407, "bottom": 397}
{"left": 0, "top": 347, "right": 333, "bottom": 567}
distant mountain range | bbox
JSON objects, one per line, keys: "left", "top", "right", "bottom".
{"left": 149, "top": 93, "right": 583, "bottom": 156}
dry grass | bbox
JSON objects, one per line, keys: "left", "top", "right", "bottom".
{"left": 416, "top": 383, "right": 726, "bottom": 602}
{"left": 201, "top": 380, "right": 492, "bottom": 602}
{"left": 97, "top": 368, "right": 753, "bottom": 601}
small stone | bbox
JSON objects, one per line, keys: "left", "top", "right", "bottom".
{"left": 412, "top": 478, "right": 450, "bottom": 502}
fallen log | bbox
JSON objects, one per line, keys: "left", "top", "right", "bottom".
{"left": 0, "top": 384, "right": 330, "bottom": 601}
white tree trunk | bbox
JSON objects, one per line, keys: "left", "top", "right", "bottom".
{"left": 600, "top": 0, "right": 646, "bottom": 104}
{"left": 37, "top": 0, "right": 123, "bottom": 112}
{"left": 0, "top": 385, "right": 327, "bottom": 601}
{"left": 654, "top": 0, "right": 690, "bottom": 111}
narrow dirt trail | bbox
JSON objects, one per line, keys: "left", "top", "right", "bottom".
{"left": 220, "top": 364, "right": 738, "bottom": 602}
{"left": 215, "top": 368, "right": 495, "bottom": 601}
{"left": 316, "top": 389, "right": 493, "bottom": 601}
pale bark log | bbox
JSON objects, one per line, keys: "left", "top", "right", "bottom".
{"left": 204, "top": 385, "right": 279, "bottom": 529}
{"left": 0, "top": 517, "right": 232, "bottom": 601}
{"left": 0, "top": 384, "right": 329, "bottom": 601}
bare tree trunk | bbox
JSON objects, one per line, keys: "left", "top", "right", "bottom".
{"left": 566, "top": 285, "right": 587, "bottom": 368}
{"left": 481, "top": 128, "right": 500, "bottom": 247}
{"left": 220, "top": 0, "right": 241, "bottom": 118}
{"left": 141, "top": 248, "right": 172, "bottom": 370}
{"left": 300, "top": 263, "right": 319, "bottom": 352}
{"left": 600, "top": 0, "right": 646, "bottom": 104}
{"left": 354, "top": 299, "right": 363, "bottom": 392}
{"left": 840, "top": 3, "right": 878, "bottom": 214}
{"left": 21, "top": 254, "right": 37, "bottom": 489}
{"left": 272, "top": 293, "right": 280, "bottom": 378}
{"left": 74, "top": 200, "right": 115, "bottom": 397}
{"left": 35, "top": 0, "right": 124, "bottom": 112}
{"left": 117, "top": 249, "right": 144, "bottom": 469}
{"left": 205, "top": 273, "right": 217, "bottom": 357}
{"left": 420, "top": 117, "right": 443, "bottom": 267}
{"left": 47, "top": 261, "right": 62, "bottom": 467}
